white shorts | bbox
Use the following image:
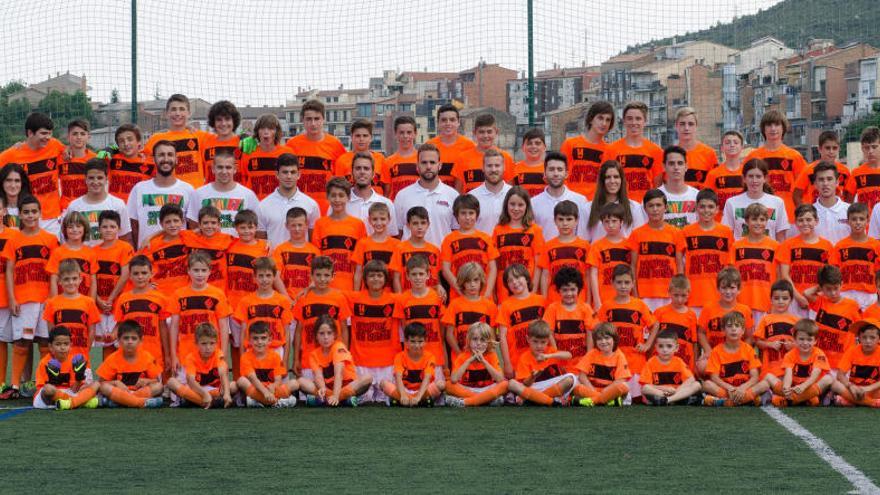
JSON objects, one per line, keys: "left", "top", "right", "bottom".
{"left": 356, "top": 365, "right": 394, "bottom": 385}
{"left": 627, "top": 374, "right": 642, "bottom": 404}
{"left": 33, "top": 387, "right": 74, "bottom": 409}
{"left": 94, "top": 314, "right": 117, "bottom": 348}
{"left": 12, "top": 302, "right": 48, "bottom": 340}
{"left": 532, "top": 372, "right": 575, "bottom": 396}
{"left": 40, "top": 217, "right": 61, "bottom": 239}
{"left": 643, "top": 297, "right": 671, "bottom": 312}
{"left": 229, "top": 319, "right": 243, "bottom": 348}
{"left": 788, "top": 301, "right": 810, "bottom": 319}
{"left": 0, "top": 308, "right": 13, "bottom": 343}
{"left": 842, "top": 290, "right": 877, "bottom": 310}
{"left": 751, "top": 310, "right": 766, "bottom": 328}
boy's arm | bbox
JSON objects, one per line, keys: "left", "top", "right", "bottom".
{"left": 577, "top": 371, "right": 596, "bottom": 391}
{"left": 441, "top": 261, "right": 458, "bottom": 293}
{"left": 86, "top": 323, "right": 95, "bottom": 352}
{"left": 352, "top": 264, "right": 363, "bottom": 292}
{"left": 330, "top": 362, "right": 345, "bottom": 403}
{"left": 130, "top": 220, "right": 139, "bottom": 250}
{"left": 675, "top": 251, "right": 684, "bottom": 275}
{"left": 795, "top": 366, "right": 824, "bottom": 393}
{"left": 588, "top": 267, "right": 601, "bottom": 310}
{"left": 499, "top": 326, "right": 513, "bottom": 378}
{"left": 292, "top": 323, "right": 302, "bottom": 375}
{"left": 218, "top": 362, "right": 232, "bottom": 406}
{"left": 710, "top": 373, "right": 735, "bottom": 392}
{"left": 413, "top": 369, "right": 432, "bottom": 402}
{"left": 159, "top": 318, "right": 171, "bottom": 372}
{"left": 539, "top": 269, "right": 550, "bottom": 298}
{"left": 6, "top": 259, "right": 17, "bottom": 316}
{"left": 778, "top": 264, "right": 808, "bottom": 307}
{"left": 484, "top": 260, "right": 497, "bottom": 299}
{"left": 282, "top": 323, "right": 292, "bottom": 370}
{"left": 638, "top": 322, "right": 660, "bottom": 353}
{"left": 394, "top": 371, "right": 410, "bottom": 405}
{"left": 169, "top": 315, "right": 180, "bottom": 370}
{"left": 218, "top": 317, "right": 230, "bottom": 358}
{"left": 484, "top": 358, "right": 506, "bottom": 383}
{"left": 548, "top": 350, "right": 572, "bottom": 361}
{"left": 445, "top": 325, "right": 461, "bottom": 356}
{"left": 392, "top": 272, "right": 402, "bottom": 293}
{"left": 49, "top": 274, "right": 59, "bottom": 298}
{"left": 630, "top": 251, "right": 640, "bottom": 297}
{"left": 449, "top": 354, "right": 472, "bottom": 383}
{"left": 739, "top": 369, "right": 760, "bottom": 391}
{"left": 802, "top": 285, "right": 820, "bottom": 304}
{"left": 89, "top": 275, "right": 98, "bottom": 300}
{"left": 341, "top": 321, "right": 350, "bottom": 348}
{"left": 185, "top": 372, "right": 210, "bottom": 403}
{"left": 782, "top": 367, "right": 794, "bottom": 392}
{"left": 106, "top": 266, "right": 130, "bottom": 308}
{"left": 696, "top": 327, "right": 712, "bottom": 357}
{"left": 530, "top": 260, "right": 541, "bottom": 295}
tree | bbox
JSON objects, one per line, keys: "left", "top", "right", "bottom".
{"left": 36, "top": 90, "right": 95, "bottom": 138}
{"left": 842, "top": 102, "right": 880, "bottom": 146}
{"left": 110, "top": 88, "right": 120, "bottom": 104}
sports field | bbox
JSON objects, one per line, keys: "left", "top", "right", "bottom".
{"left": 2, "top": 403, "right": 877, "bottom": 494}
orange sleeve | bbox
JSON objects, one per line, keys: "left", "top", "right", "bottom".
{"left": 614, "top": 351, "right": 632, "bottom": 380}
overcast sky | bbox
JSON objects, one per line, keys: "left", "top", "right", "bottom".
{"left": 0, "top": 0, "right": 781, "bottom": 106}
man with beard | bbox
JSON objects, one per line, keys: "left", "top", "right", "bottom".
{"left": 344, "top": 152, "right": 398, "bottom": 236}
{"left": 394, "top": 143, "right": 459, "bottom": 247}
{"left": 127, "top": 140, "right": 195, "bottom": 249}
{"left": 532, "top": 151, "right": 590, "bottom": 240}
{"left": 470, "top": 149, "right": 512, "bottom": 235}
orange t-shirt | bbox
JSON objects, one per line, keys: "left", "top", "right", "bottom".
{"left": 440, "top": 296, "right": 496, "bottom": 360}
{"left": 348, "top": 291, "right": 399, "bottom": 368}
{"left": 180, "top": 230, "right": 233, "bottom": 291}
{"left": 497, "top": 293, "right": 546, "bottom": 368}
{"left": 292, "top": 289, "right": 352, "bottom": 367}
{"left": 36, "top": 353, "right": 75, "bottom": 390}
{"left": 831, "top": 237, "right": 880, "bottom": 293}
{"left": 46, "top": 244, "right": 97, "bottom": 296}
{"left": 285, "top": 134, "right": 346, "bottom": 212}
{"left": 681, "top": 223, "right": 734, "bottom": 307}
{"left": 574, "top": 348, "right": 631, "bottom": 388}
{"left": 776, "top": 236, "right": 833, "bottom": 294}
{"left": 698, "top": 301, "right": 755, "bottom": 349}
{"left": 639, "top": 355, "right": 694, "bottom": 387}
{"left": 846, "top": 164, "right": 880, "bottom": 212}
{"left": 239, "top": 350, "right": 286, "bottom": 385}
{"left": 113, "top": 290, "right": 169, "bottom": 368}
{"left": 393, "top": 289, "right": 445, "bottom": 366}
{"left": 781, "top": 347, "right": 830, "bottom": 384}
{"left": 145, "top": 129, "right": 210, "bottom": 188}
{"left": 629, "top": 223, "right": 684, "bottom": 299}
{"left": 561, "top": 135, "right": 608, "bottom": 199}
{"left": 426, "top": 135, "right": 476, "bottom": 189}
{"left": 234, "top": 291, "right": 294, "bottom": 350}
{"left": 837, "top": 345, "right": 880, "bottom": 385}
{"left": 440, "top": 230, "right": 499, "bottom": 295}
{"left": 334, "top": 151, "right": 386, "bottom": 195}
{"left": 863, "top": 304, "right": 880, "bottom": 320}
{"left": 167, "top": 285, "right": 232, "bottom": 361}
{"left": 597, "top": 297, "right": 656, "bottom": 373}
{"left": 733, "top": 236, "right": 779, "bottom": 312}
{"left": 706, "top": 341, "right": 760, "bottom": 386}
{"left": 452, "top": 351, "right": 502, "bottom": 389}
{"left": 0, "top": 139, "right": 65, "bottom": 219}
{"left": 606, "top": 137, "right": 664, "bottom": 202}
{"left": 183, "top": 348, "right": 225, "bottom": 388}
{"left": 58, "top": 150, "right": 97, "bottom": 210}
{"left": 350, "top": 236, "right": 399, "bottom": 290}
{"left": 794, "top": 160, "right": 850, "bottom": 204}
{"left": 388, "top": 240, "right": 441, "bottom": 291}
{"left": 309, "top": 341, "right": 357, "bottom": 386}
{"left": 515, "top": 346, "right": 569, "bottom": 383}
{"left": 653, "top": 304, "right": 698, "bottom": 370}
{"left": 452, "top": 147, "right": 515, "bottom": 192}
{"left": 538, "top": 237, "right": 590, "bottom": 304}
{"left": 754, "top": 313, "right": 797, "bottom": 378}
{"left": 272, "top": 241, "right": 320, "bottom": 299}
{"left": 142, "top": 235, "right": 190, "bottom": 296}
{"left": 239, "top": 145, "right": 294, "bottom": 200}
{"left": 108, "top": 153, "right": 154, "bottom": 203}
{"left": 384, "top": 151, "right": 419, "bottom": 200}
{"left": 810, "top": 295, "right": 860, "bottom": 369}
{"left": 393, "top": 350, "right": 437, "bottom": 391}
{"left": 42, "top": 294, "right": 101, "bottom": 357}
{"left": 492, "top": 224, "right": 543, "bottom": 299}
{"left": 94, "top": 241, "right": 134, "bottom": 302}
{"left": 201, "top": 133, "right": 242, "bottom": 183}
{"left": 313, "top": 215, "right": 367, "bottom": 290}
{"left": 702, "top": 164, "right": 743, "bottom": 220}
{"left": 97, "top": 348, "right": 161, "bottom": 389}
{"left": 586, "top": 236, "right": 631, "bottom": 307}
{"left": 0, "top": 228, "right": 17, "bottom": 308}
{"left": 681, "top": 142, "right": 719, "bottom": 187}
{"left": 743, "top": 145, "right": 807, "bottom": 221}
{"left": 510, "top": 161, "right": 546, "bottom": 198}
{"left": 543, "top": 301, "right": 595, "bottom": 371}
{"left": 4, "top": 229, "right": 58, "bottom": 303}
{"left": 225, "top": 239, "right": 270, "bottom": 303}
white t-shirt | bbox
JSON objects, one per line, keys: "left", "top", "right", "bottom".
{"left": 394, "top": 180, "right": 459, "bottom": 247}
{"left": 815, "top": 198, "right": 850, "bottom": 245}
{"left": 471, "top": 182, "right": 512, "bottom": 236}
{"left": 584, "top": 199, "right": 647, "bottom": 242}
{"left": 127, "top": 178, "right": 195, "bottom": 248}
{"left": 187, "top": 182, "right": 260, "bottom": 236}
{"left": 65, "top": 194, "right": 132, "bottom": 246}
{"left": 721, "top": 192, "right": 790, "bottom": 240}
{"left": 258, "top": 188, "right": 320, "bottom": 249}
{"left": 531, "top": 186, "right": 590, "bottom": 240}
{"left": 658, "top": 184, "right": 699, "bottom": 229}
{"left": 339, "top": 188, "right": 399, "bottom": 236}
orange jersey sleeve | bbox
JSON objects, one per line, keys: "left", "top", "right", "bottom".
{"left": 681, "top": 223, "right": 734, "bottom": 307}
{"left": 629, "top": 223, "right": 684, "bottom": 299}
{"left": 733, "top": 236, "right": 779, "bottom": 312}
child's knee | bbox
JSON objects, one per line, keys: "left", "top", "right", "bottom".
{"left": 166, "top": 377, "right": 181, "bottom": 389}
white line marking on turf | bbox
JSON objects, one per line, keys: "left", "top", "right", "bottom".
{"left": 763, "top": 406, "right": 880, "bottom": 495}
{"left": 0, "top": 406, "right": 31, "bottom": 410}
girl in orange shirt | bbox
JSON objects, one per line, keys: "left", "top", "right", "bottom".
{"left": 492, "top": 186, "right": 544, "bottom": 300}
{"left": 442, "top": 262, "right": 496, "bottom": 361}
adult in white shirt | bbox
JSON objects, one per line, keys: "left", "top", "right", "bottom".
{"left": 584, "top": 159, "right": 646, "bottom": 241}
{"left": 65, "top": 158, "right": 131, "bottom": 246}
{"left": 811, "top": 161, "right": 850, "bottom": 243}
{"left": 658, "top": 145, "right": 699, "bottom": 229}
{"left": 532, "top": 151, "right": 590, "bottom": 240}
{"left": 342, "top": 151, "right": 398, "bottom": 236}
{"left": 394, "top": 143, "right": 459, "bottom": 246}
{"left": 258, "top": 152, "right": 320, "bottom": 248}
{"left": 722, "top": 159, "right": 789, "bottom": 241}
{"left": 471, "top": 148, "right": 512, "bottom": 235}
{"left": 127, "top": 140, "right": 194, "bottom": 249}
{"left": 187, "top": 149, "right": 260, "bottom": 236}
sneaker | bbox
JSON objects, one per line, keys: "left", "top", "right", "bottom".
{"left": 274, "top": 396, "right": 297, "bottom": 408}
{"left": 771, "top": 396, "right": 788, "bottom": 408}
{"left": 341, "top": 396, "right": 358, "bottom": 408}
{"left": 71, "top": 354, "right": 87, "bottom": 382}
{"left": 246, "top": 396, "right": 264, "bottom": 408}
{"left": 645, "top": 395, "right": 668, "bottom": 406}
{"left": 605, "top": 396, "right": 623, "bottom": 407}
{"left": 0, "top": 386, "right": 21, "bottom": 400}
{"left": 209, "top": 397, "right": 226, "bottom": 409}
{"left": 684, "top": 393, "right": 705, "bottom": 406}
{"left": 503, "top": 393, "right": 518, "bottom": 406}
{"left": 489, "top": 396, "right": 504, "bottom": 407}
{"left": 445, "top": 395, "right": 465, "bottom": 408}
{"left": 305, "top": 395, "right": 323, "bottom": 407}
{"left": 551, "top": 396, "right": 570, "bottom": 407}
{"left": 19, "top": 381, "right": 36, "bottom": 398}
{"left": 143, "top": 397, "right": 164, "bottom": 408}
{"left": 703, "top": 394, "right": 726, "bottom": 407}
{"left": 55, "top": 398, "right": 72, "bottom": 410}
{"left": 577, "top": 397, "right": 595, "bottom": 407}
{"left": 82, "top": 397, "right": 99, "bottom": 409}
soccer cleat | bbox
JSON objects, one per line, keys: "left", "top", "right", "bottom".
{"left": 71, "top": 354, "right": 87, "bottom": 382}
{"left": 703, "top": 394, "right": 726, "bottom": 407}
{"left": 56, "top": 399, "right": 72, "bottom": 410}
{"left": 143, "top": 397, "right": 164, "bottom": 408}
{"left": 684, "top": 393, "right": 705, "bottom": 406}
{"left": 246, "top": 396, "right": 264, "bottom": 408}
{"left": 645, "top": 395, "right": 668, "bottom": 406}
{"left": 0, "top": 386, "right": 21, "bottom": 400}
{"left": 274, "top": 396, "right": 297, "bottom": 408}
{"left": 771, "top": 396, "right": 788, "bottom": 408}
{"left": 305, "top": 395, "right": 323, "bottom": 407}
{"left": 342, "top": 396, "right": 358, "bottom": 408}
{"left": 46, "top": 358, "right": 62, "bottom": 378}
{"left": 577, "top": 397, "right": 595, "bottom": 407}
{"left": 605, "top": 396, "right": 623, "bottom": 407}
{"left": 19, "top": 381, "right": 36, "bottom": 398}
{"left": 444, "top": 395, "right": 465, "bottom": 408}
{"left": 489, "top": 396, "right": 504, "bottom": 407}
{"left": 82, "top": 397, "right": 99, "bottom": 409}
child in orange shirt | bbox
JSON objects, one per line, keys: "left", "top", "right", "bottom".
{"left": 442, "top": 262, "right": 496, "bottom": 361}
{"left": 754, "top": 280, "right": 798, "bottom": 382}
{"left": 640, "top": 328, "right": 703, "bottom": 406}
{"left": 42, "top": 260, "right": 100, "bottom": 363}
{"left": 389, "top": 206, "right": 443, "bottom": 296}
{"left": 587, "top": 203, "right": 632, "bottom": 309}
{"left": 702, "top": 311, "right": 767, "bottom": 406}
{"left": 803, "top": 265, "right": 860, "bottom": 370}
{"left": 864, "top": 272, "right": 880, "bottom": 320}
{"left": 233, "top": 257, "right": 293, "bottom": 366}
{"left": 511, "top": 128, "right": 548, "bottom": 198}
{"left": 351, "top": 203, "right": 399, "bottom": 291}
{"left": 393, "top": 255, "right": 446, "bottom": 379}
{"left": 334, "top": 120, "right": 385, "bottom": 192}
{"left": 166, "top": 322, "right": 235, "bottom": 408}
{"left": 181, "top": 205, "right": 233, "bottom": 290}
{"left": 452, "top": 114, "right": 515, "bottom": 192}
{"left": 508, "top": 320, "right": 574, "bottom": 406}
{"left": 606, "top": 101, "right": 663, "bottom": 203}
{"left": 653, "top": 275, "right": 699, "bottom": 372}
{"left": 832, "top": 319, "right": 880, "bottom": 407}
{"left": 763, "top": 319, "right": 833, "bottom": 407}
{"left": 272, "top": 206, "right": 320, "bottom": 301}
{"left": 571, "top": 322, "right": 631, "bottom": 406}
{"left": 107, "top": 123, "right": 154, "bottom": 204}
{"left": 539, "top": 200, "right": 590, "bottom": 304}
{"left": 732, "top": 203, "right": 779, "bottom": 324}
{"left": 697, "top": 267, "right": 755, "bottom": 370}
{"left": 498, "top": 264, "right": 547, "bottom": 378}
{"left": 239, "top": 113, "right": 293, "bottom": 200}
{"left": 846, "top": 127, "right": 880, "bottom": 212}
{"left": 93, "top": 211, "right": 134, "bottom": 357}
{"left": 441, "top": 194, "right": 498, "bottom": 299}
{"left": 560, "top": 101, "right": 613, "bottom": 199}
{"left": 348, "top": 260, "right": 399, "bottom": 403}
{"left": 702, "top": 130, "right": 745, "bottom": 219}
{"left": 793, "top": 130, "right": 851, "bottom": 205}
{"left": 444, "top": 322, "right": 508, "bottom": 407}
{"left": 777, "top": 204, "right": 833, "bottom": 317}
{"left": 236, "top": 321, "right": 298, "bottom": 408}
{"left": 313, "top": 178, "right": 366, "bottom": 291}
{"left": 543, "top": 267, "right": 595, "bottom": 372}
{"left": 47, "top": 211, "right": 97, "bottom": 298}
{"left": 34, "top": 327, "right": 100, "bottom": 410}
{"left": 381, "top": 322, "right": 444, "bottom": 407}
{"left": 96, "top": 320, "right": 164, "bottom": 408}
{"left": 680, "top": 189, "right": 733, "bottom": 315}
{"left": 143, "top": 204, "right": 190, "bottom": 297}
{"left": 112, "top": 255, "right": 170, "bottom": 374}
{"left": 298, "top": 315, "right": 372, "bottom": 407}
{"left": 832, "top": 202, "right": 880, "bottom": 309}
{"left": 492, "top": 186, "right": 544, "bottom": 299}
{"left": 629, "top": 188, "right": 684, "bottom": 311}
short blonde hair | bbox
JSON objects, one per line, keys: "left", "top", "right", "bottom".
{"left": 527, "top": 320, "right": 551, "bottom": 339}
{"left": 466, "top": 322, "right": 495, "bottom": 346}
{"left": 674, "top": 106, "right": 697, "bottom": 124}
{"left": 456, "top": 262, "right": 486, "bottom": 292}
